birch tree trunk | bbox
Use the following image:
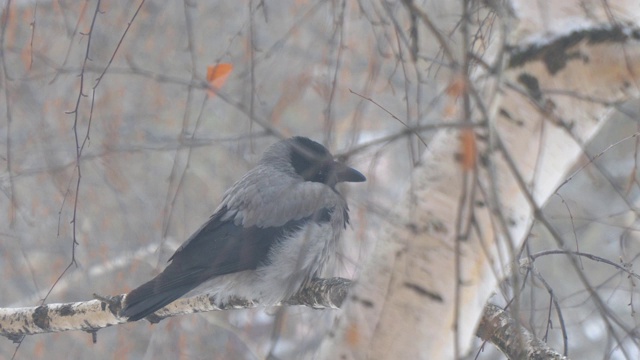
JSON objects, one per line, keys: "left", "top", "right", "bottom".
{"left": 320, "top": 1, "right": 640, "bottom": 358}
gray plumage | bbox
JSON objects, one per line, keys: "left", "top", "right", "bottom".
{"left": 120, "top": 136, "right": 365, "bottom": 321}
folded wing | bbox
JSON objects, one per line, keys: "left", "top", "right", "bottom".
{"left": 121, "top": 207, "right": 311, "bottom": 321}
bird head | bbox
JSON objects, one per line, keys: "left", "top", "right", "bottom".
{"left": 262, "top": 136, "right": 366, "bottom": 188}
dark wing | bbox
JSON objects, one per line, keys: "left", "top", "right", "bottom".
{"left": 120, "top": 206, "right": 312, "bottom": 321}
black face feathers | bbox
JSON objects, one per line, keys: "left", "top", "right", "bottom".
{"left": 289, "top": 137, "right": 366, "bottom": 186}
{"left": 289, "top": 137, "right": 333, "bottom": 183}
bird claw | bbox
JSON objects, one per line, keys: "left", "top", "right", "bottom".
{"left": 93, "top": 293, "right": 125, "bottom": 316}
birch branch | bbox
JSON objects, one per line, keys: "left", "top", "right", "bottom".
{"left": 0, "top": 277, "right": 349, "bottom": 340}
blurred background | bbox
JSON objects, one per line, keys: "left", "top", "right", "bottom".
{"left": 1, "top": 0, "right": 639, "bottom": 359}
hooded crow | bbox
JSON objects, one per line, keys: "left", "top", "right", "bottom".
{"left": 121, "top": 136, "right": 365, "bottom": 321}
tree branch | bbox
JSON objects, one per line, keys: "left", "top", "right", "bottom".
{"left": 477, "top": 304, "right": 568, "bottom": 360}
{"left": 0, "top": 277, "right": 351, "bottom": 340}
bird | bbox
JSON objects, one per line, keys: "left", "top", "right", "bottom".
{"left": 120, "top": 136, "right": 366, "bottom": 321}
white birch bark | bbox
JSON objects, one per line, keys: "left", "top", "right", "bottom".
{"left": 319, "top": 2, "right": 640, "bottom": 358}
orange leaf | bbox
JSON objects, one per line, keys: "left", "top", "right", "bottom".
{"left": 460, "top": 128, "right": 476, "bottom": 171}
{"left": 443, "top": 101, "right": 458, "bottom": 118}
{"left": 206, "top": 63, "right": 233, "bottom": 97}
{"left": 345, "top": 322, "right": 360, "bottom": 346}
{"left": 446, "top": 74, "right": 467, "bottom": 97}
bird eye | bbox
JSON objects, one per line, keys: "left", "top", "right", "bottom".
{"left": 310, "top": 166, "right": 326, "bottom": 183}
{"left": 289, "top": 139, "right": 335, "bottom": 184}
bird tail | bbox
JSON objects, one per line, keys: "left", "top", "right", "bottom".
{"left": 120, "top": 272, "right": 198, "bottom": 322}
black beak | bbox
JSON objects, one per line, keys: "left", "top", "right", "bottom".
{"left": 333, "top": 162, "right": 366, "bottom": 183}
